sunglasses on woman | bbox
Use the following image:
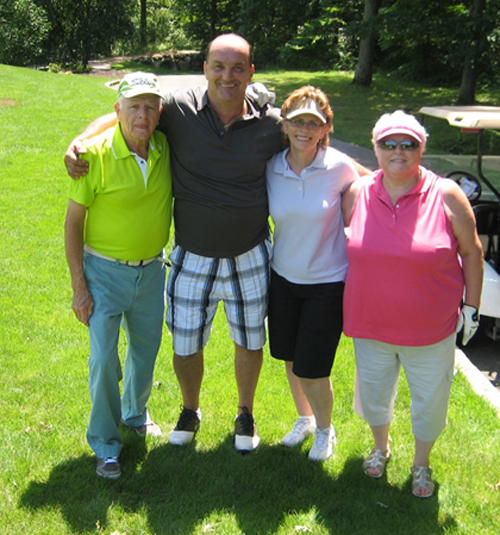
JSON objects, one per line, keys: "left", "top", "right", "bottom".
{"left": 377, "top": 140, "right": 420, "bottom": 151}
{"left": 287, "top": 119, "right": 323, "bottom": 131}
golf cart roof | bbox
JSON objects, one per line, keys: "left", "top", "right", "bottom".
{"left": 419, "top": 106, "right": 500, "bottom": 130}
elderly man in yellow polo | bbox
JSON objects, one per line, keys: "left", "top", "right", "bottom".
{"left": 64, "top": 72, "right": 172, "bottom": 479}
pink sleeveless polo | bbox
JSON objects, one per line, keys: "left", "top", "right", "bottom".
{"left": 343, "top": 168, "right": 464, "bottom": 346}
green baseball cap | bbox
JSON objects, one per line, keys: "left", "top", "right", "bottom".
{"left": 117, "top": 72, "right": 163, "bottom": 99}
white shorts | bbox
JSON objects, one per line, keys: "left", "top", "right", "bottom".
{"left": 353, "top": 334, "right": 456, "bottom": 442}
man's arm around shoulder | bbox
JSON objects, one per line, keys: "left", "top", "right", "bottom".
{"left": 64, "top": 113, "right": 117, "bottom": 179}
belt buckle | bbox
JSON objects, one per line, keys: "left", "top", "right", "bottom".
{"left": 124, "top": 258, "right": 151, "bottom": 267}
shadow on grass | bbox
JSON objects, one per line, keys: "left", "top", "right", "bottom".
{"left": 20, "top": 433, "right": 457, "bottom": 535}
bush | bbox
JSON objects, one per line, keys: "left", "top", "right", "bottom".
{"left": 0, "top": 0, "right": 50, "bottom": 66}
{"left": 68, "top": 62, "right": 92, "bottom": 74}
{"left": 47, "top": 63, "right": 63, "bottom": 73}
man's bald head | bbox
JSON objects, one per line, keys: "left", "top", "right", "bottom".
{"left": 206, "top": 34, "right": 254, "bottom": 67}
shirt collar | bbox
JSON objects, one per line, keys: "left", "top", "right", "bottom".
{"left": 373, "top": 166, "right": 430, "bottom": 198}
{"left": 198, "top": 88, "right": 259, "bottom": 122}
{"left": 111, "top": 124, "right": 161, "bottom": 160}
{"left": 277, "top": 146, "right": 328, "bottom": 175}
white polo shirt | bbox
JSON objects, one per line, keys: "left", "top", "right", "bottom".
{"left": 267, "top": 146, "right": 358, "bottom": 284}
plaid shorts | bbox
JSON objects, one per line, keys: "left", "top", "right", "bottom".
{"left": 166, "top": 240, "right": 272, "bottom": 356}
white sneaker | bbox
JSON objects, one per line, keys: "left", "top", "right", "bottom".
{"left": 281, "top": 417, "right": 316, "bottom": 447}
{"left": 308, "top": 424, "right": 336, "bottom": 461}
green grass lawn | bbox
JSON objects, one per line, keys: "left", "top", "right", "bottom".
{"left": 1, "top": 64, "right": 500, "bottom": 534}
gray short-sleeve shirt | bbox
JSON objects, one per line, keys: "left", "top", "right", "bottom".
{"left": 158, "top": 87, "right": 282, "bottom": 258}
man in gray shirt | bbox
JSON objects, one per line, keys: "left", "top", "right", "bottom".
{"left": 162, "top": 34, "right": 282, "bottom": 452}
{"left": 65, "top": 34, "right": 282, "bottom": 453}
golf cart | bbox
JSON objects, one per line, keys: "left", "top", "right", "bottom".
{"left": 419, "top": 106, "right": 500, "bottom": 342}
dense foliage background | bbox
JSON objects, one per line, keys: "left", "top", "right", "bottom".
{"left": 1, "top": 0, "right": 500, "bottom": 102}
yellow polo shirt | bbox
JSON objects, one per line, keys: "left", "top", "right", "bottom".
{"left": 68, "top": 125, "right": 172, "bottom": 261}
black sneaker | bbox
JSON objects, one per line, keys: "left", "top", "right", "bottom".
{"left": 169, "top": 406, "right": 201, "bottom": 445}
{"left": 234, "top": 406, "right": 260, "bottom": 452}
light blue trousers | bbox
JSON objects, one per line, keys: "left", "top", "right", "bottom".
{"left": 84, "top": 252, "right": 165, "bottom": 458}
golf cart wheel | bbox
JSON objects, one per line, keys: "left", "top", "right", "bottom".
{"left": 446, "top": 171, "right": 482, "bottom": 203}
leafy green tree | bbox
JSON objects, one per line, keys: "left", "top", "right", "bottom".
{"left": 0, "top": 0, "right": 50, "bottom": 65}
{"left": 279, "top": 4, "right": 342, "bottom": 69}
{"left": 35, "top": 0, "right": 135, "bottom": 65}
{"left": 239, "top": 0, "right": 363, "bottom": 69}
{"left": 237, "top": 0, "right": 312, "bottom": 67}
{"left": 375, "top": 0, "right": 500, "bottom": 102}
{"left": 457, "top": 0, "right": 488, "bottom": 104}
{"left": 145, "top": 0, "right": 190, "bottom": 51}
{"left": 176, "top": 0, "right": 239, "bottom": 48}
{"left": 376, "top": 1, "right": 456, "bottom": 83}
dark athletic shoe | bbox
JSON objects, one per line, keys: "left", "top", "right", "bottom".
{"left": 234, "top": 406, "right": 260, "bottom": 452}
{"left": 169, "top": 406, "right": 201, "bottom": 445}
{"left": 96, "top": 457, "right": 121, "bottom": 479}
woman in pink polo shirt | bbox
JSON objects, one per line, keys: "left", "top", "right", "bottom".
{"left": 342, "top": 110, "right": 483, "bottom": 498}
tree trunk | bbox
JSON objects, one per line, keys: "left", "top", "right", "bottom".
{"left": 140, "top": 0, "right": 147, "bottom": 48}
{"left": 210, "top": 0, "right": 217, "bottom": 41}
{"left": 352, "top": 0, "right": 381, "bottom": 86}
{"left": 457, "top": 0, "right": 486, "bottom": 105}
{"left": 458, "top": 55, "right": 476, "bottom": 105}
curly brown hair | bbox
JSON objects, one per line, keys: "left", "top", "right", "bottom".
{"left": 280, "top": 85, "right": 334, "bottom": 149}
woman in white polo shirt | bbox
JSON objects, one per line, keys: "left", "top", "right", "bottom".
{"left": 266, "top": 86, "right": 359, "bottom": 461}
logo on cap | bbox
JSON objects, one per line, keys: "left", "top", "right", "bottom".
{"left": 117, "top": 72, "right": 163, "bottom": 99}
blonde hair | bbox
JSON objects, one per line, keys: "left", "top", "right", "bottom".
{"left": 281, "top": 86, "right": 333, "bottom": 149}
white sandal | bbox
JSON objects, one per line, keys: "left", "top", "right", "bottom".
{"left": 363, "top": 449, "right": 391, "bottom": 479}
{"left": 411, "top": 465, "right": 435, "bottom": 498}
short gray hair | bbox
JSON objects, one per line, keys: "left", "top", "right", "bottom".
{"left": 117, "top": 95, "right": 162, "bottom": 109}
